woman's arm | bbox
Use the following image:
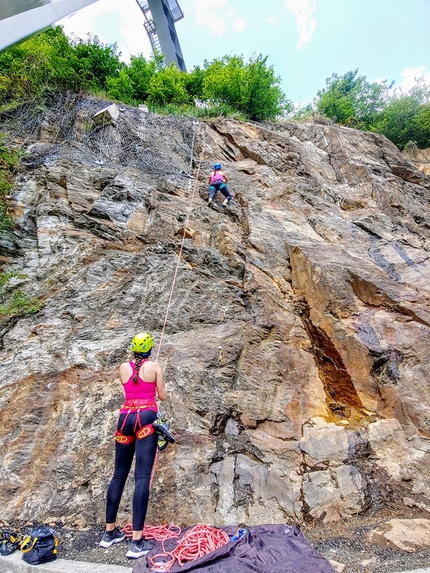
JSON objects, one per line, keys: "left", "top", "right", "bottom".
{"left": 223, "top": 172, "right": 229, "bottom": 182}
{"left": 155, "top": 364, "right": 167, "bottom": 401}
{"left": 119, "top": 361, "right": 132, "bottom": 384}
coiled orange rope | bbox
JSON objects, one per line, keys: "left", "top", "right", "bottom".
{"left": 121, "top": 523, "right": 181, "bottom": 542}
{"left": 148, "top": 524, "right": 230, "bottom": 572}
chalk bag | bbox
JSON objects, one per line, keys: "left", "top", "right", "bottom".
{"left": 21, "top": 526, "right": 59, "bottom": 565}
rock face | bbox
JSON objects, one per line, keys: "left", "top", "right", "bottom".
{"left": 404, "top": 146, "right": 430, "bottom": 176}
{"left": 368, "top": 518, "right": 430, "bottom": 552}
{"left": 1, "top": 95, "right": 430, "bottom": 528}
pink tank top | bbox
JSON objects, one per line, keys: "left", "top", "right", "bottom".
{"left": 210, "top": 172, "right": 224, "bottom": 184}
{"left": 123, "top": 361, "right": 157, "bottom": 402}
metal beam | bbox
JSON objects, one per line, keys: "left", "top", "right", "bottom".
{"left": 0, "top": 0, "right": 100, "bottom": 52}
{"left": 135, "top": 0, "right": 186, "bottom": 72}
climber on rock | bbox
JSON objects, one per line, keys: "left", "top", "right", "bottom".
{"left": 207, "top": 162, "right": 232, "bottom": 208}
{"left": 100, "top": 332, "right": 167, "bottom": 559}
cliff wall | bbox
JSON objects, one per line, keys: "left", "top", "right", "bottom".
{"left": 1, "top": 95, "right": 430, "bottom": 527}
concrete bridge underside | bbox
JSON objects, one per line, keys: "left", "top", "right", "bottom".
{"left": 0, "top": 0, "right": 186, "bottom": 71}
{"left": 0, "top": 0, "right": 100, "bottom": 52}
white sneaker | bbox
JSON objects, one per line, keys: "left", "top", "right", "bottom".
{"left": 126, "top": 537, "right": 154, "bottom": 558}
{"left": 99, "top": 527, "right": 125, "bottom": 548}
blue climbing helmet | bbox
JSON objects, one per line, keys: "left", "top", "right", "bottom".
{"left": 213, "top": 163, "right": 222, "bottom": 170}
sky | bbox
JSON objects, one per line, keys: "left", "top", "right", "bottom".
{"left": 59, "top": 0, "right": 430, "bottom": 108}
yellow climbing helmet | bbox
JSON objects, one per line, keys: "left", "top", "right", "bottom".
{"left": 131, "top": 332, "right": 153, "bottom": 354}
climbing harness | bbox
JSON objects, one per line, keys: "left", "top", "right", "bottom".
{"left": 115, "top": 402, "right": 157, "bottom": 444}
{"left": 115, "top": 408, "right": 155, "bottom": 444}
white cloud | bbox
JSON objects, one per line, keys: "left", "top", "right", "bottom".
{"left": 398, "top": 66, "right": 430, "bottom": 92}
{"left": 285, "top": 0, "right": 317, "bottom": 49}
{"left": 268, "top": 15, "right": 277, "bottom": 23}
{"left": 233, "top": 17, "right": 245, "bottom": 33}
{"left": 193, "top": 0, "right": 227, "bottom": 38}
{"left": 59, "top": 0, "right": 151, "bottom": 62}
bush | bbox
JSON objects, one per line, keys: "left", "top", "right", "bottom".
{"left": 372, "top": 80, "right": 430, "bottom": 150}
{"left": 0, "top": 272, "right": 44, "bottom": 317}
{"left": 202, "top": 54, "right": 291, "bottom": 121}
{"left": 0, "top": 135, "right": 19, "bottom": 231}
{"left": 147, "top": 64, "right": 192, "bottom": 106}
{"left": 315, "top": 69, "right": 390, "bottom": 130}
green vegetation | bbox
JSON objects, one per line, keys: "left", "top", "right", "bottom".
{"left": 311, "top": 69, "right": 430, "bottom": 150}
{"left": 315, "top": 69, "right": 390, "bottom": 131}
{"left": 0, "top": 27, "right": 291, "bottom": 122}
{"left": 370, "top": 79, "right": 430, "bottom": 150}
{"left": 0, "top": 26, "right": 429, "bottom": 150}
{"left": 201, "top": 54, "right": 291, "bottom": 121}
{"left": 0, "top": 271, "right": 44, "bottom": 317}
{"left": 0, "top": 136, "right": 19, "bottom": 231}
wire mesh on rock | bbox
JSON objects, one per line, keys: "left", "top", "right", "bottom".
{"left": 0, "top": 92, "right": 197, "bottom": 178}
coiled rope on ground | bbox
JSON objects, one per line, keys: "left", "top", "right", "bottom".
{"left": 121, "top": 523, "right": 230, "bottom": 572}
{"left": 149, "top": 524, "right": 229, "bottom": 572}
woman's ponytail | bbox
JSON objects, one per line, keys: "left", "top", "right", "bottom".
{"left": 133, "top": 353, "right": 144, "bottom": 383}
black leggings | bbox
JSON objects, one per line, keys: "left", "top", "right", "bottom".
{"left": 106, "top": 409, "right": 158, "bottom": 530}
{"left": 209, "top": 182, "right": 231, "bottom": 201}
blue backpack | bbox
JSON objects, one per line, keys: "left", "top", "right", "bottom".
{"left": 21, "top": 526, "right": 59, "bottom": 565}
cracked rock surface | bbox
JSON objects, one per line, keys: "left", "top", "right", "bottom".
{"left": 1, "top": 98, "right": 430, "bottom": 531}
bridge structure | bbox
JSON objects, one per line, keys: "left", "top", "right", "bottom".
{"left": 0, "top": 0, "right": 186, "bottom": 71}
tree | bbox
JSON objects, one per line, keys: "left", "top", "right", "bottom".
{"left": 147, "top": 64, "right": 192, "bottom": 106}
{"left": 203, "top": 55, "right": 244, "bottom": 111}
{"left": 184, "top": 65, "right": 205, "bottom": 100}
{"left": 242, "top": 55, "right": 292, "bottom": 120}
{"left": 202, "top": 54, "right": 290, "bottom": 121}
{"left": 127, "top": 55, "right": 157, "bottom": 102}
{"left": 106, "top": 70, "right": 134, "bottom": 104}
{"left": 372, "top": 79, "right": 430, "bottom": 149}
{"left": 316, "top": 69, "right": 390, "bottom": 130}
{"left": 0, "top": 26, "right": 80, "bottom": 102}
{"left": 0, "top": 27, "right": 123, "bottom": 103}
{"left": 69, "top": 33, "right": 123, "bottom": 91}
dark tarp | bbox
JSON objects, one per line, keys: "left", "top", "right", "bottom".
{"left": 133, "top": 524, "right": 335, "bottom": 573}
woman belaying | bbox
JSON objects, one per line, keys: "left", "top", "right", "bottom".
{"left": 99, "top": 332, "right": 167, "bottom": 559}
{"left": 207, "top": 162, "right": 232, "bottom": 207}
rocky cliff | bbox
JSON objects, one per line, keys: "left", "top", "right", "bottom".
{"left": 1, "top": 94, "right": 430, "bottom": 528}
{"left": 404, "top": 146, "right": 430, "bottom": 176}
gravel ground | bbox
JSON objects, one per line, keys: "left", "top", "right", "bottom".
{"left": 302, "top": 510, "right": 430, "bottom": 573}
{"left": 5, "top": 509, "right": 430, "bottom": 573}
